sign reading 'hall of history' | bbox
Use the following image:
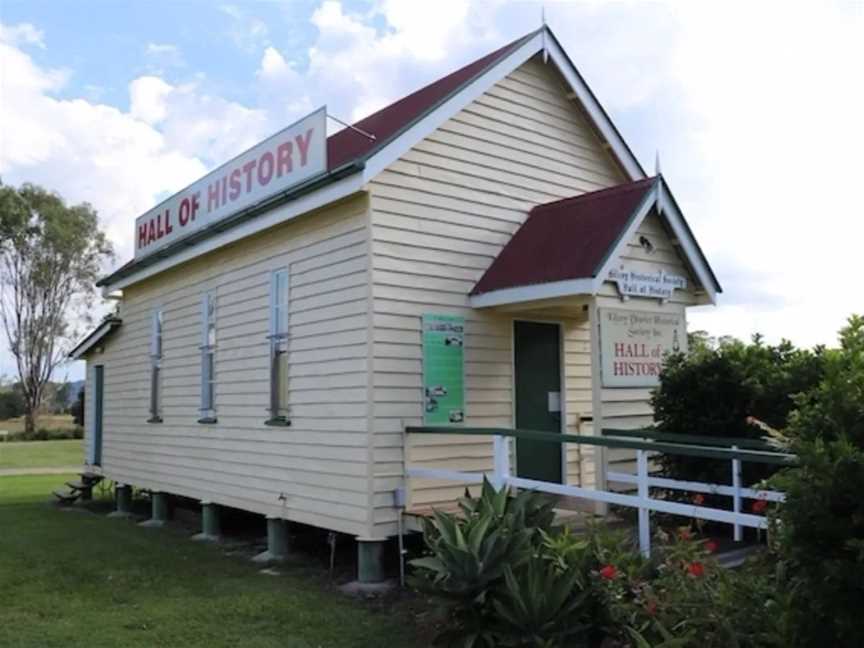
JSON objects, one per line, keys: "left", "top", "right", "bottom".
{"left": 134, "top": 107, "right": 327, "bottom": 260}
{"left": 599, "top": 308, "right": 686, "bottom": 387}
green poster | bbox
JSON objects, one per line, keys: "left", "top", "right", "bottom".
{"left": 422, "top": 314, "right": 465, "bottom": 426}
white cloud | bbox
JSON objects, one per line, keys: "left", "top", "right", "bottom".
{"left": 129, "top": 75, "right": 173, "bottom": 124}
{"left": 220, "top": 4, "right": 269, "bottom": 52}
{"left": 144, "top": 42, "right": 185, "bottom": 70}
{"left": 0, "top": 22, "right": 44, "bottom": 48}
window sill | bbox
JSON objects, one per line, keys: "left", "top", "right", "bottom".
{"left": 264, "top": 417, "right": 291, "bottom": 427}
{"left": 147, "top": 416, "right": 163, "bottom": 424}
{"left": 197, "top": 417, "right": 218, "bottom": 425}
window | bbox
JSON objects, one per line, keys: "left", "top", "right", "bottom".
{"left": 149, "top": 309, "right": 163, "bottom": 422}
{"left": 199, "top": 293, "right": 217, "bottom": 423}
{"left": 267, "top": 269, "right": 290, "bottom": 425}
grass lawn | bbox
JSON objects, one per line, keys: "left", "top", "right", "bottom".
{"left": 0, "top": 475, "right": 423, "bottom": 647}
{"left": 0, "top": 414, "right": 77, "bottom": 434}
{"left": 0, "top": 439, "right": 83, "bottom": 470}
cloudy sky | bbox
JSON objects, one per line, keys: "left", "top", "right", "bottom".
{"left": 1, "top": 0, "right": 862, "bottom": 381}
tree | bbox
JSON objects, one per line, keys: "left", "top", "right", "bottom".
{"left": 0, "top": 183, "right": 113, "bottom": 435}
{"left": 652, "top": 335, "right": 825, "bottom": 487}
{"left": 773, "top": 315, "right": 864, "bottom": 646}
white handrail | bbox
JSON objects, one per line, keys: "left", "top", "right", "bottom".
{"left": 405, "top": 430, "right": 783, "bottom": 557}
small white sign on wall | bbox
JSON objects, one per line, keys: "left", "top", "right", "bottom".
{"left": 608, "top": 266, "right": 687, "bottom": 301}
{"left": 599, "top": 308, "right": 686, "bottom": 387}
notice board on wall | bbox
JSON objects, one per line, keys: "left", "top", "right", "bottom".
{"left": 422, "top": 314, "right": 465, "bottom": 425}
{"left": 599, "top": 307, "right": 686, "bottom": 388}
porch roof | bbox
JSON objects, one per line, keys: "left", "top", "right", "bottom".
{"left": 469, "top": 176, "right": 722, "bottom": 307}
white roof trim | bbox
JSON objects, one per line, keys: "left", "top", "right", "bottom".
{"left": 69, "top": 320, "right": 119, "bottom": 360}
{"left": 469, "top": 278, "right": 595, "bottom": 308}
{"left": 362, "top": 27, "right": 644, "bottom": 183}
{"left": 101, "top": 173, "right": 365, "bottom": 293}
{"left": 656, "top": 189, "right": 719, "bottom": 304}
{"left": 592, "top": 178, "right": 718, "bottom": 305}
{"left": 542, "top": 35, "right": 645, "bottom": 181}
{"left": 362, "top": 33, "right": 544, "bottom": 181}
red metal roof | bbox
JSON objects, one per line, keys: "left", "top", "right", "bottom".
{"left": 326, "top": 30, "right": 538, "bottom": 170}
{"left": 470, "top": 177, "right": 658, "bottom": 296}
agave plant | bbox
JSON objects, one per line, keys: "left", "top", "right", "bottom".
{"left": 491, "top": 555, "right": 592, "bottom": 647}
{"left": 410, "top": 478, "right": 591, "bottom": 647}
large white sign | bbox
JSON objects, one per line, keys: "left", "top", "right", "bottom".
{"left": 608, "top": 266, "right": 687, "bottom": 300}
{"left": 134, "top": 107, "right": 327, "bottom": 259}
{"left": 600, "top": 308, "right": 686, "bottom": 387}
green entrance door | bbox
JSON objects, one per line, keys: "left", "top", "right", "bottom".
{"left": 514, "top": 321, "right": 562, "bottom": 483}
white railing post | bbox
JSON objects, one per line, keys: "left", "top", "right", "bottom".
{"left": 492, "top": 434, "right": 511, "bottom": 491}
{"left": 732, "top": 445, "right": 743, "bottom": 542}
{"left": 636, "top": 449, "right": 651, "bottom": 557}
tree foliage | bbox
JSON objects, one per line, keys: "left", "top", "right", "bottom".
{"left": 772, "top": 315, "right": 864, "bottom": 647}
{"left": 0, "top": 182, "right": 112, "bottom": 433}
{"left": 651, "top": 334, "right": 825, "bottom": 486}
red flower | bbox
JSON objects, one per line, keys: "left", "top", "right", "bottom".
{"left": 645, "top": 600, "right": 658, "bottom": 616}
{"left": 752, "top": 499, "right": 768, "bottom": 514}
{"left": 687, "top": 562, "right": 705, "bottom": 577}
{"left": 677, "top": 527, "right": 692, "bottom": 541}
{"left": 704, "top": 539, "right": 719, "bottom": 553}
{"left": 692, "top": 493, "right": 705, "bottom": 506}
{"left": 599, "top": 564, "right": 618, "bottom": 580}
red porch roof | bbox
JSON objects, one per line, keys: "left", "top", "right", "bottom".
{"left": 470, "top": 177, "right": 658, "bottom": 297}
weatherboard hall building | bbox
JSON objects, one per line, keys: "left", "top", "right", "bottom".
{"left": 71, "top": 27, "right": 720, "bottom": 581}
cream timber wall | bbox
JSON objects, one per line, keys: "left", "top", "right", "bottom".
{"left": 84, "top": 193, "right": 376, "bottom": 538}
{"left": 367, "top": 55, "right": 629, "bottom": 534}
{"left": 594, "top": 210, "right": 701, "bottom": 481}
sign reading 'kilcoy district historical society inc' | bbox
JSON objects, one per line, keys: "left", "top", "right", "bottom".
{"left": 134, "top": 107, "right": 327, "bottom": 260}
{"left": 600, "top": 308, "right": 686, "bottom": 387}
{"left": 608, "top": 267, "right": 687, "bottom": 300}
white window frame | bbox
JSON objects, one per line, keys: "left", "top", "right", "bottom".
{"left": 267, "top": 268, "right": 290, "bottom": 425}
{"left": 199, "top": 292, "right": 217, "bottom": 422}
{"left": 149, "top": 308, "right": 163, "bottom": 422}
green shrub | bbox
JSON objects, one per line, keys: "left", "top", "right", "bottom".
{"left": 652, "top": 335, "right": 824, "bottom": 489}
{"left": 411, "top": 480, "right": 799, "bottom": 647}
{"left": 770, "top": 316, "right": 864, "bottom": 647}
{"left": 597, "top": 527, "right": 793, "bottom": 648}
{"left": 11, "top": 426, "right": 81, "bottom": 441}
{"left": 410, "top": 478, "right": 596, "bottom": 647}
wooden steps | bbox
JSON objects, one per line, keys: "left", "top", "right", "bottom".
{"left": 52, "top": 473, "right": 103, "bottom": 505}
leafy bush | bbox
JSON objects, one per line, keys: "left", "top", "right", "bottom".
{"left": 597, "top": 525, "right": 794, "bottom": 647}
{"left": 10, "top": 425, "right": 82, "bottom": 441}
{"left": 770, "top": 316, "right": 864, "bottom": 647}
{"left": 411, "top": 480, "right": 800, "bottom": 647}
{"left": 652, "top": 335, "right": 824, "bottom": 488}
{"left": 410, "top": 478, "right": 597, "bottom": 647}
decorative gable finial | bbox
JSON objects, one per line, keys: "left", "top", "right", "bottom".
{"left": 541, "top": 7, "right": 549, "bottom": 62}
{"left": 654, "top": 150, "right": 662, "bottom": 176}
